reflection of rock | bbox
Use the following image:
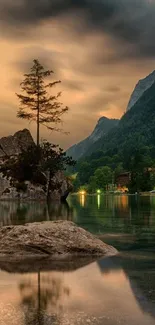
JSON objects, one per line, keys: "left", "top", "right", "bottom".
{"left": 47, "top": 201, "right": 74, "bottom": 221}
{"left": 0, "top": 256, "right": 98, "bottom": 273}
{"left": 1, "top": 256, "right": 155, "bottom": 325}
{"left": 0, "top": 201, "right": 74, "bottom": 227}
{"left": 0, "top": 221, "right": 117, "bottom": 266}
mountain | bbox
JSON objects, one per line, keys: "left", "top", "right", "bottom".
{"left": 66, "top": 117, "right": 119, "bottom": 160}
{"left": 127, "top": 70, "right": 155, "bottom": 111}
{"left": 84, "top": 80, "right": 155, "bottom": 158}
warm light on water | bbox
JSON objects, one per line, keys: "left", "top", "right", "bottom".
{"left": 0, "top": 257, "right": 155, "bottom": 325}
{"left": 79, "top": 193, "right": 86, "bottom": 207}
{"left": 97, "top": 194, "right": 101, "bottom": 209}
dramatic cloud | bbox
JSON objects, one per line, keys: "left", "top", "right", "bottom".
{"left": 0, "top": 0, "right": 155, "bottom": 148}
{"left": 1, "top": 0, "right": 155, "bottom": 57}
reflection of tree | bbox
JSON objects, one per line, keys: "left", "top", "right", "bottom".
{"left": 19, "top": 272, "right": 70, "bottom": 325}
{"left": 0, "top": 200, "right": 74, "bottom": 226}
{"left": 47, "top": 200, "right": 74, "bottom": 221}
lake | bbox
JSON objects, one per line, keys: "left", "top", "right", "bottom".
{"left": 0, "top": 194, "right": 155, "bottom": 325}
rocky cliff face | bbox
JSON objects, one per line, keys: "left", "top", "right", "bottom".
{"left": 0, "top": 129, "right": 34, "bottom": 158}
{"left": 127, "top": 70, "right": 155, "bottom": 111}
{"left": 66, "top": 117, "right": 119, "bottom": 160}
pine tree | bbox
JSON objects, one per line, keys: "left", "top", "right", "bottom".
{"left": 16, "top": 59, "right": 69, "bottom": 146}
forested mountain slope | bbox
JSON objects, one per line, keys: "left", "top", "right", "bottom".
{"left": 66, "top": 117, "right": 119, "bottom": 160}
{"left": 84, "top": 80, "right": 155, "bottom": 159}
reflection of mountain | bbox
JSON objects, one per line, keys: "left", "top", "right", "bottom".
{"left": 0, "top": 255, "right": 155, "bottom": 325}
{"left": 98, "top": 255, "right": 155, "bottom": 320}
{"left": 0, "top": 257, "right": 155, "bottom": 325}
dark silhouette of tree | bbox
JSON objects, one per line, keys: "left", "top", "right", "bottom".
{"left": 16, "top": 59, "right": 69, "bottom": 146}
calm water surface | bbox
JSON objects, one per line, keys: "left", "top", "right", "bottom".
{"left": 0, "top": 194, "right": 155, "bottom": 325}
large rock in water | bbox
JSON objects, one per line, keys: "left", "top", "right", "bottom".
{"left": 0, "top": 221, "right": 117, "bottom": 272}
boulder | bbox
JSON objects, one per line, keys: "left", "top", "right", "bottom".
{"left": 0, "top": 128, "right": 34, "bottom": 158}
{"left": 0, "top": 221, "right": 117, "bottom": 267}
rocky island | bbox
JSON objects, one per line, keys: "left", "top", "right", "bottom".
{"left": 0, "top": 129, "right": 73, "bottom": 202}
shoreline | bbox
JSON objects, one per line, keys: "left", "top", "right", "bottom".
{"left": 71, "top": 192, "right": 155, "bottom": 197}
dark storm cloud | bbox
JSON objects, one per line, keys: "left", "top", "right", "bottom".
{"left": 1, "top": 0, "right": 155, "bottom": 57}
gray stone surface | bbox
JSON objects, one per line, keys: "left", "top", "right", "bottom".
{"left": 0, "top": 128, "right": 34, "bottom": 158}
{"left": 0, "top": 221, "right": 117, "bottom": 260}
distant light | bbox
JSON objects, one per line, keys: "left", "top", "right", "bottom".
{"left": 97, "top": 189, "right": 101, "bottom": 194}
{"left": 79, "top": 190, "right": 86, "bottom": 195}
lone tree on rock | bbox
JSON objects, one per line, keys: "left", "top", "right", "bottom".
{"left": 16, "top": 59, "right": 69, "bottom": 146}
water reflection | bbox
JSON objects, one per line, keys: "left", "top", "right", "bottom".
{"left": 79, "top": 193, "right": 85, "bottom": 207}
{"left": 19, "top": 272, "right": 70, "bottom": 325}
{"left": 0, "top": 257, "right": 155, "bottom": 325}
{"left": 97, "top": 194, "right": 100, "bottom": 209}
{"left": 0, "top": 200, "right": 75, "bottom": 226}
{"left": 70, "top": 195, "right": 155, "bottom": 250}
{"left": 0, "top": 195, "right": 155, "bottom": 324}
{"left": 0, "top": 195, "right": 155, "bottom": 251}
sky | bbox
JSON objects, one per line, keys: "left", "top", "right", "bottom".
{"left": 1, "top": 0, "right": 155, "bottom": 149}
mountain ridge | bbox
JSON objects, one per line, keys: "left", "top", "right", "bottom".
{"left": 67, "top": 116, "right": 119, "bottom": 160}
{"left": 127, "top": 70, "right": 155, "bottom": 111}
{"left": 84, "top": 79, "right": 155, "bottom": 159}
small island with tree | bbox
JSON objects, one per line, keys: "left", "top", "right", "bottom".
{"left": 0, "top": 59, "right": 75, "bottom": 202}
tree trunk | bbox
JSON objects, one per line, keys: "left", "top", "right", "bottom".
{"left": 47, "top": 170, "right": 51, "bottom": 202}
{"left": 37, "top": 107, "right": 40, "bottom": 146}
{"left": 37, "top": 73, "right": 40, "bottom": 146}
